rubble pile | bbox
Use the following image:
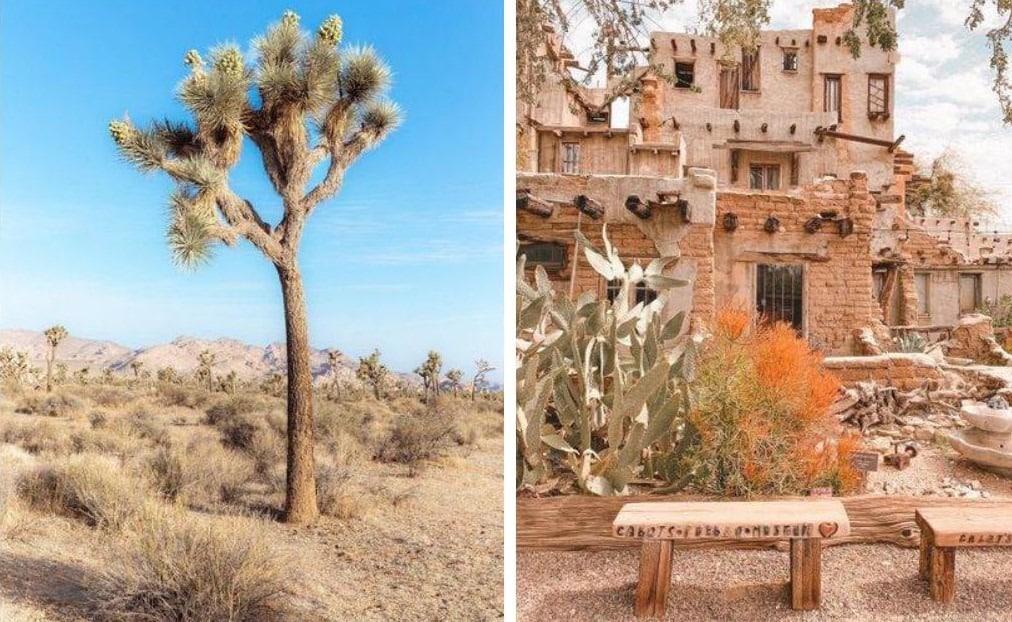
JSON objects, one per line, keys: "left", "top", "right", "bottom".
{"left": 834, "top": 381, "right": 969, "bottom": 444}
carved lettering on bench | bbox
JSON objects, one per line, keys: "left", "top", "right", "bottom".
{"left": 957, "top": 533, "right": 1012, "bottom": 545}
{"left": 617, "top": 523, "right": 815, "bottom": 539}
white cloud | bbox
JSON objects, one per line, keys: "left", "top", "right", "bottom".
{"left": 899, "top": 34, "right": 960, "bottom": 67}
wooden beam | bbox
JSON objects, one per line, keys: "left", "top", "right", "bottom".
{"left": 575, "top": 195, "right": 604, "bottom": 219}
{"left": 517, "top": 495, "right": 1012, "bottom": 551}
{"left": 516, "top": 190, "right": 553, "bottom": 217}
{"left": 814, "top": 127, "right": 899, "bottom": 149}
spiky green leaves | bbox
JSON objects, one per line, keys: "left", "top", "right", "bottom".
{"left": 340, "top": 46, "right": 390, "bottom": 104}
{"left": 108, "top": 119, "right": 166, "bottom": 173}
{"left": 166, "top": 189, "right": 217, "bottom": 269}
{"left": 317, "top": 15, "right": 342, "bottom": 46}
{"left": 177, "top": 44, "right": 249, "bottom": 135}
{"left": 358, "top": 100, "right": 402, "bottom": 148}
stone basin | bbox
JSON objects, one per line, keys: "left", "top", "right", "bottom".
{"left": 959, "top": 402, "right": 1012, "bottom": 433}
{"left": 949, "top": 430, "right": 1012, "bottom": 477}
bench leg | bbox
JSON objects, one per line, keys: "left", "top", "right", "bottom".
{"left": 929, "top": 547, "right": 956, "bottom": 604}
{"left": 789, "top": 538, "right": 822, "bottom": 611}
{"left": 918, "top": 531, "right": 933, "bottom": 581}
{"left": 635, "top": 540, "right": 673, "bottom": 618}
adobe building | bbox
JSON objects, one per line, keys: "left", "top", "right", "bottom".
{"left": 518, "top": 3, "right": 1012, "bottom": 355}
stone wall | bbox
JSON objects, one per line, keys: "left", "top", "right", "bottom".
{"left": 823, "top": 353, "right": 942, "bottom": 391}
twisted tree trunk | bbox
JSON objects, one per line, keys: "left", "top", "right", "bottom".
{"left": 278, "top": 264, "right": 319, "bottom": 524}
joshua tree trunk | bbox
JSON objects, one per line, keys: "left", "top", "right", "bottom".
{"left": 45, "top": 352, "right": 55, "bottom": 393}
{"left": 278, "top": 264, "right": 318, "bottom": 523}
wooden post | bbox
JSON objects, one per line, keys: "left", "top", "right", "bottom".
{"left": 918, "top": 528, "right": 933, "bottom": 581}
{"left": 635, "top": 540, "right": 673, "bottom": 618}
{"left": 929, "top": 547, "right": 956, "bottom": 603}
{"left": 789, "top": 538, "right": 822, "bottom": 610}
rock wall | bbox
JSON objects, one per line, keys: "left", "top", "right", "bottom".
{"left": 823, "top": 353, "right": 943, "bottom": 391}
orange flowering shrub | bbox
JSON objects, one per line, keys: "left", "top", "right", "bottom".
{"left": 687, "top": 311, "right": 859, "bottom": 496}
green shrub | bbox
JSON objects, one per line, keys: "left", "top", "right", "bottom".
{"left": 377, "top": 406, "right": 456, "bottom": 467}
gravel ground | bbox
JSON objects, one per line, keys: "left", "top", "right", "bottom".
{"left": 518, "top": 446, "right": 1012, "bottom": 622}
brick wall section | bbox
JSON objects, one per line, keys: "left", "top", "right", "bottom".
{"left": 679, "top": 223, "right": 716, "bottom": 326}
{"left": 517, "top": 206, "right": 660, "bottom": 297}
{"left": 714, "top": 173, "right": 881, "bottom": 352}
{"left": 823, "top": 353, "right": 942, "bottom": 391}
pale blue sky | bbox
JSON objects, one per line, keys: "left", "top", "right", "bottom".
{"left": 0, "top": 1, "right": 504, "bottom": 381}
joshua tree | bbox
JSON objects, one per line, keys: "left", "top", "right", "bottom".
{"left": 74, "top": 367, "right": 90, "bottom": 385}
{"left": 195, "top": 350, "right": 216, "bottom": 392}
{"left": 0, "top": 347, "right": 30, "bottom": 388}
{"left": 130, "top": 360, "right": 144, "bottom": 380}
{"left": 471, "top": 359, "right": 495, "bottom": 401}
{"left": 446, "top": 368, "right": 464, "bottom": 397}
{"left": 43, "top": 324, "right": 68, "bottom": 393}
{"left": 157, "top": 366, "right": 181, "bottom": 384}
{"left": 55, "top": 362, "right": 68, "bottom": 386}
{"left": 108, "top": 10, "right": 400, "bottom": 523}
{"left": 101, "top": 368, "right": 114, "bottom": 385}
{"left": 327, "top": 349, "right": 343, "bottom": 399}
{"left": 357, "top": 349, "right": 388, "bottom": 400}
{"left": 414, "top": 350, "right": 443, "bottom": 402}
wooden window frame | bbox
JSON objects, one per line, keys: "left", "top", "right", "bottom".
{"left": 867, "top": 73, "right": 890, "bottom": 120}
{"left": 824, "top": 74, "right": 842, "bottom": 123}
{"left": 782, "top": 48, "right": 798, "bottom": 72}
{"left": 519, "top": 242, "right": 567, "bottom": 273}
{"left": 674, "top": 61, "right": 695, "bottom": 89}
{"left": 561, "top": 141, "right": 580, "bottom": 175}
{"left": 914, "top": 271, "right": 931, "bottom": 315}
{"left": 749, "top": 163, "right": 781, "bottom": 190}
{"left": 741, "top": 47, "right": 761, "bottom": 92}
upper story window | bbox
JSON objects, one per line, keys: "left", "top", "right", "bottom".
{"left": 561, "top": 142, "right": 580, "bottom": 174}
{"left": 635, "top": 281, "right": 658, "bottom": 305}
{"left": 519, "top": 242, "right": 566, "bottom": 272}
{"left": 824, "top": 74, "right": 842, "bottom": 123}
{"left": 674, "top": 61, "right": 695, "bottom": 88}
{"left": 782, "top": 48, "right": 798, "bottom": 72}
{"left": 749, "top": 164, "right": 780, "bottom": 190}
{"left": 741, "top": 48, "right": 761, "bottom": 91}
{"left": 868, "top": 74, "right": 890, "bottom": 118}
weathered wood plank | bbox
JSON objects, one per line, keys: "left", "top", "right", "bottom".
{"left": 916, "top": 506, "right": 1012, "bottom": 547}
{"left": 789, "top": 538, "right": 822, "bottom": 610}
{"left": 613, "top": 500, "right": 850, "bottom": 541}
{"left": 634, "top": 540, "right": 673, "bottom": 617}
{"left": 929, "top": 547, "right": 956, "bottom": 603}
{"left": 517, "top": 495, "right": 1012, "bottom": 551}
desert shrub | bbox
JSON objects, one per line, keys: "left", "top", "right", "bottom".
{"left": 14, "top": 391, "right": 84, "bottom": 418}
{"left": 0, "top": 446, "right": 33, "bottom": 540}
{"left": 175, "top": 438, "right": 252, "bottom": 508}
{"left": 211, "top": 410, "right": 282, "bottom": 478}
{"left": 70, "top": 428, "right": 130, "bottom": 456}
{"left": 88, "top": 409, "right": 109, "bottom": 429}
{"left": 156, "top": 382, "right": 209, "bottom": 409}
{"left": 88, "top": 386, "right": 133, "bottom": 408}
{"left": 147, "top": 446, "right": 185, "bottom": 501}
{"left": 377, "top": 406, "right": 456, "bottom": 467}
{"left": 18, "top": 454, "right": 148, "bottom": 530}
{"left": 315, "top": 463, "right": 367, "bottom": 519}
{"left": 0, "top": 418, "right": 72, "bottom": 455}
{"left": 204, "top": 395, "right": 265, "bottom": 427}
{"left": 124, "top": 408, "right": 171, "bottom": 447}
{"left": 686, "top": 310, "right": 859, "bottom": 496}
{"left": 93, "top": 508, "right": 288, "bottom": 622}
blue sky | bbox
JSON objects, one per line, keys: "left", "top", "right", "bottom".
{"left": 0, "top": 1, "right": 504, "bottom": 381}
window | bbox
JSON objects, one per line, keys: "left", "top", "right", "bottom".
{"left": 605, "top": 279, "right": 621, "bottom": 303}
{"left": 719, "top": 64, "right": 740, "bottom": 109}
{"left": 519, "top": 242, "right": 566, "bottom": 271}
{"left": 749, "top": 164, "right": 780, "bottom": 190}
{"left": 674, "top": 61, "right": 695, "bottom": 88}
{"left": 824, "top": 75, "right": 842, "bottom": 122}
{"left": 915, "top": 272, "right": 930, "bottom": 315}
{"left": 561, "top": 142, "right": 580, "bottom": 174}
{"left": 741, "top": 48, "right": 761, "bottom": 91}
{"left": 959, "top": 274, "right": 981, "bottom": 314}
{"left": 782, "top": 48, "right": 798, "bottom": 72}
{"left": 635, "top": 281, "right": 658, "bottom": 305}
{"left": 868, "top": 74, "right": 889, "bottom": 117}
{"left": 756, "top": 264, "right": 803, "bottom": 332}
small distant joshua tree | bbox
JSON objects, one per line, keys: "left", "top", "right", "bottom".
{"left": 357, "top": 349, "right": 388, "bottom": 400}
{"left": 327, "top": 349, "right": 343, "bottom": 399}
{"left": 0, "top": 347, "right": 30, "bottom": 388}
{"left": 446, "top": 368, "right": 463, "bottom": 397}
{"left": 157, "top": 366, "right": 181, "bottom": 384}
{"left": 108, "top": 10, "right": 401, "bottom": 523}
{"left": 196, "top": 350, "right": 216, "bottom": 392}
{"left": 101, "top": 368, "right": 114, "bottom": 385}
{"left": 43, "top": 324, "right": 68, "bottom": 393}
{"left": 414, "top": 350, "right": 443, "bottom": 402}
{"left": 75, "top": 367, "right": 90, "bottom": 385}
{"left": 471, "top": 359, "right": 495, "bottom": 401}
{"left": 55, "top": 362, "right": 68, "bottom": 386}
{"left": 130, "top": 360, "right": 144, "bottom": 380}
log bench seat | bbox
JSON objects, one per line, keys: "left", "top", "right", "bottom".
{"left": 612, "top": 500, "right": 851, "bottom": 617}
{"left": 916, "top": 507, "right": 1012, "bottom": 603}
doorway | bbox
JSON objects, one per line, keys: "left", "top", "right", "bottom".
{"left": 757, "top": 264, "right": 804, "bottom": 332}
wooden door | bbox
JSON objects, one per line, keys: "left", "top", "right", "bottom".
{"left": 959, "top": 274, "right": 981, "bottom": 314}
{"left": 719, "top": 65, "right": 740, "bottom": 110}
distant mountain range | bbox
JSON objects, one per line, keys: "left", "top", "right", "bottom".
{"left": 0, "top": 329, "right": 372, "bottom": 385}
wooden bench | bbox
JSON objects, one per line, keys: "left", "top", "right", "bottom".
{"left": 612, "top": 500, "right": 851, "bottom": 617}
{"left": 916, "top": 506, "right": 1012, "bottom": 603}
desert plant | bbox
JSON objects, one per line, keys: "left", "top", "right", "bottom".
{"left": 315, "top": 463, "right": 366, "bottom": 518}
{"left": 893, "top": 331, "right": 928, "bottom": 353}
{"left": 129, "top": 360, "right": 144, "bottom": 380}
{"left": 471, "top": 359, "right": 495, "bottom": 400}
{"left": 0, "top": 347, "right": 30, "bottom": 389}
{"left": 157, "top": 366, "right": 182, "bottom": 384}
{"left": 357, "top": 349, "right": 388, "bottom": 400}
{"left": 516, "top": 226, "right": 693, "bottom": 495}
{"left": 196, "top": 350, "right": 216, "bottom": 393}
{"left": 686, "top": 310, "right": 860, "bottom": 496}
{"left": 377, "top": 406, "right": 457, "bottom": 473}
{"left": 93, "top": 508, "right": 288, "bottom": 621}
{"left": 54, "top": 362, "right": 69, "bottom": 386}
{"left": 74, "top": 367, "right": 90, "bottom": 385}
{"left": 109, "top": 9, "right": 402, "bottom": 523}
{"left": 43, "top": 324, "right": 68, "bottom": 393}
{"left": 979, "top": 294, "right": 1012, "bottom": 329}
{"left": 446, "top": 368, "right": 464, "bottom": 397}
{"left": 414, "top": 350, "right": 443, "bottom": 403}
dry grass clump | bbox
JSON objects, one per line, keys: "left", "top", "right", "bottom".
{"left": 161, "top": 437, "right": 252, "bottom": 508}
{"left": 204, "top": 394, "right": 266, "bottom": 427}
{"left": 17, "top": 453, "right": 148, "bottom": 530}
{"left": 155, "top": 382, "right": 211, "bottom": 410}
{"left": 92, "top": 507, "right": 289, "bottom": 622}
{"left": 377, "top": 405, "right": 457, "bottom": 469}
{"left": 14, "top": 390, "right": 85, "bottom": 418}
{"left": 147, "top": 446, "right": 185, "bottom": 501}
{"left": 84, "top": 386, "right": 133, "bottom": 409}
{"left": 315, "top": 463, "right": 370, "bottom": 519}
{"left": 0, "top": 446, "right": 34, "bottom": 540}
{"left": 122, "top": 408, "right": 172, "bottom": 447}
{"left": 69, "top": 428, "right": 131, "bottom": 456}
{"left": 687, "top": 310, "right": 859, "bottom": 496}
{"left": 0, "top": 417, "right": 72, "bottom": 455}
